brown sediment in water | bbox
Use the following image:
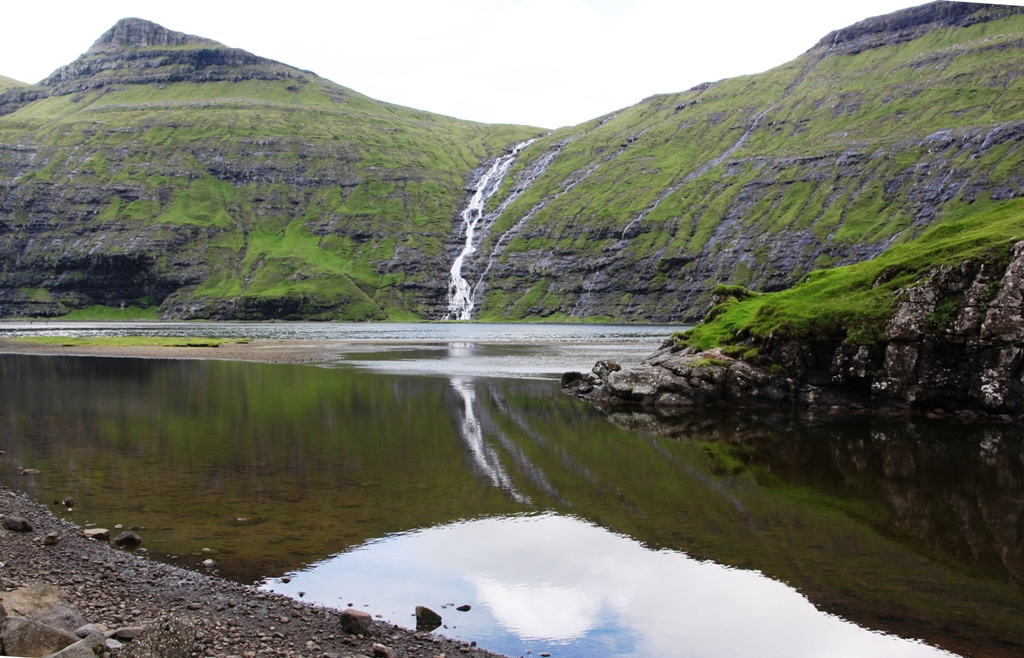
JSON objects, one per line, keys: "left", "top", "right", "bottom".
{"left": 0, "top": 488, "right": 503, "bottom": 658}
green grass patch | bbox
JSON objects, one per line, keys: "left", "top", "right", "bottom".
{"left": 58, "top": 305, "right": 161, "bottom": 321}
{"left": 678, "top": 197, "right": 1024, "bottom": 350}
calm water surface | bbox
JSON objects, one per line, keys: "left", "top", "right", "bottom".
{"left": 0, "top": 323, "right": 1021, "bottom": 658}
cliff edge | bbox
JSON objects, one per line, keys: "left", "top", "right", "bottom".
{"left": 566, "top": 239, "right": 1024, "bottom": 416}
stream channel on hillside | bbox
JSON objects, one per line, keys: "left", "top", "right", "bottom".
{"left": 0, "top": 323, "right": 1021, "bottom": 658}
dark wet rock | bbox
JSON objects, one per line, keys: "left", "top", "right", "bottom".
{"left": 3, "top": 515, "right": 33, "bottom": 532}
{"left": 560, "top": 371, "right": 584, "bottom": 387}
{"left": 571, "top": 239, "right": 1024, "bottom": 414}
{"left": 415, "top": 605, "right": 443, "bottom": 632}
{"left": 456, "top": 604, "right": 472, "bottom": 612}
{"left": 339, "top": 608, "right": 372, "bottom": 635}
{"left": 112, "top": 531, "right": 142, "bottom": 547}
{"left": 0, "top": 617, "right": 79, "bottom": 656}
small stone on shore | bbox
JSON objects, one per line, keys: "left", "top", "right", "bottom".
{"left": 3, "top": 515, "right": 33, "bottom": 532}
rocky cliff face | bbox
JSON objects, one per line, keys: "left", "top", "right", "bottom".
{"left": 568, "top": 238, "right": 1024, "bottom": 414}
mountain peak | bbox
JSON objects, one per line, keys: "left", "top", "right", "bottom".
{"left": 88, "top": 17, "right": 220, "bottom": 52}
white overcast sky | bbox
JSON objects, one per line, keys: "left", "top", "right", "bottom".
{"left": 2, "top": 0, "right": 1022, "bottom": 128}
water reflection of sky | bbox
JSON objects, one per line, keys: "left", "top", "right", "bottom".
{"left": 337, "top": 343, "right": 658, "bottom": 380}
{"left": 265, "top": 514, "right": 956, "bottom": 658}
{"left": 0, "top": 322, "right": 682, "bottom": 380}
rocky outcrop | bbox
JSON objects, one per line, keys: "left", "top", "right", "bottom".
{"left": 811, "top": 1, "right": 1024, "bottom": 57}
{"left": 87, "top": 17, "right": 218, "bottom": 51}
{"left": 0, "top": 19, "right": 298, "bottom": 116}
{"left": 567, "top": 240, "right": 1024, "bottom": 415}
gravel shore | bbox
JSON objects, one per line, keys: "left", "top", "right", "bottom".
{"left": 0, "top": 488, "right": 506, "bottom": 658}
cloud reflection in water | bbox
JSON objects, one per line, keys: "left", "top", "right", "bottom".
{"left": 266, "top": 514, "right": 955, "bottom": 658}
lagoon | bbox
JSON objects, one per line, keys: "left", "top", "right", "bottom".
{"left": 0, "top": 323, "right": 1021, "bottom": 657}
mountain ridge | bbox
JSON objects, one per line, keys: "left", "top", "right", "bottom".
{"left": 2, "top": 3, "right": 1024, "bottom": 322}
{"left": 87, "top": 16, "right": 221, "bottom": 52}
{"left": 0, "top": 17, "right": 541, "bottom": 320}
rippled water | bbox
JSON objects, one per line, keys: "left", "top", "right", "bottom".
{"left": 0, "top": 321, "right": 681, "bottom": 344}
{"left": 0, "top": 324, "right": 1021, "bottom": 658}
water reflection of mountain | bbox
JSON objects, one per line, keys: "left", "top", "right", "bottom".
{"left": 461, "top": 388, "right": 1024, "bottom": 658}
{"left": 1, "top": 355, "right": 1021, "bottom": 657}
{"left": 589, "top": 411, "right": 1024, "bottom": 657}
{"left": 602, "top": 408, "right": 1024, "bottom": 592}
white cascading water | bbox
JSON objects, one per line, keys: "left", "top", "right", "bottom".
{"left": 445, "top": 140, "right": 536, "bottom": 320}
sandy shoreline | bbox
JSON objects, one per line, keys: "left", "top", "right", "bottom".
{"left": 0, "top": 487, "right": 505, "bottom": 658}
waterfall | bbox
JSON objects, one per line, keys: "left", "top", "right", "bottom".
{"left": 445, "top": 140, "right": 537, "bottom": 320}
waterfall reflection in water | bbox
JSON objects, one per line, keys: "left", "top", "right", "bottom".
{"left": 451, "top": 377, "right": 529, "bottom": 504}
{"left": 1, "top": 354, "right": 1022, "bottom": 658}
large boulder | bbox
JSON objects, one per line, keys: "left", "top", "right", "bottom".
{"left": 339, "top": 608, "right": 371, "bottom": 635}
{"left": 0, "top": 617, "right": 79, "bottom": 657}
{"left": 1, "top": 584, "right": 88, "bottom": 633}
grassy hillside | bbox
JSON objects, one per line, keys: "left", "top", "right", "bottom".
{"left": 0, "top": 19, "right": 539, "bottom": 320}
{"left": 462, "top": 2, "right": 1024, "bottom": 322}
{"left": 0, "top": 75, "right": 26, "bottom": 92}
{"left": 679, "top": 195, "right": 1024, "bottom": 350}
{"left": 5, "top": 4, "right": 1024, "bottom": 323}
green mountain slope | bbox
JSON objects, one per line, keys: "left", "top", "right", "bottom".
{"left": 0, "top": 76, "right": 26, "bottom": 93}
{"left": 4, "top": 3, "right": 1024, "bottom": 323}
{"left": 0, "top": 18, "right": 540, "bottom": 320}
{"left": 459, "top": 1, "right": 1024, "bottom": 322}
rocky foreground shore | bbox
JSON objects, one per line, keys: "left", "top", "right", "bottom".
{"left": 565, "top": 241, "right": 1024, "bottom": 417}
{"left": 0, "top": 489, "right": 504, "bottom": 658}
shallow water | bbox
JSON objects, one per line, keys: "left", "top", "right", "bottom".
{"left": 0, "top": 324, "right": 1022, "bottom": 657}
{"left": 0, "top": 321, "right": 680, "bottom": 345}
